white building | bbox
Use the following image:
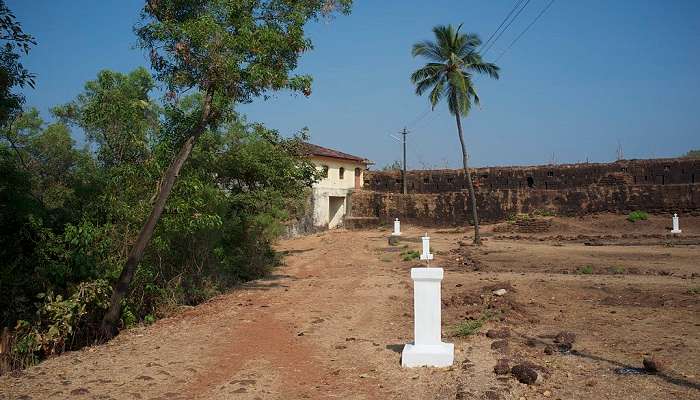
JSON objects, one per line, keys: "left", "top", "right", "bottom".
{"left": 304, "top": 143, "right": 371, "bottom": 229}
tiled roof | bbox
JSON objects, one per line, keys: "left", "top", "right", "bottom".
{"left": 303, "top": 142, "right": 369, "bottom": 163}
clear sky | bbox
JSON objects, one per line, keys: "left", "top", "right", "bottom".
{"left": 9, "top": 0, "right": 700, "bottom": 169}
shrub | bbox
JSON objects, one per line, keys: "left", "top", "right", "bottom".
{"left": 401, "top": 250, "right": 420, "bottom": 261}
{"left": 453, "top": 312, "right": 493, "bottom": 337}
{"left": 608, "top": 266, "right": 625, "bottom": 275}
{"left": 577, "top": 265, "right": 594, "bottom": 275}
{"left": 454, "top": 319, "right": 484, "bottom": 337}
{"left": 12, "top": 280, "right": 111, "bottom": 367}
{"left": 627, "top": 211, "right": 649, "bottom": 222}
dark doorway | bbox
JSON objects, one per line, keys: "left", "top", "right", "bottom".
{"left": 527, "top": 177, "right": 534, "bottom": 188}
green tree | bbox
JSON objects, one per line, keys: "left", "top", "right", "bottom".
{"left": 0, "top": 0, "right": 36, "bottom": 128}
{"left": 410, "top": 24, "right": 499, "bottom": 245}
{"left": 382, "top": 160, "right": 402, "bottom": 171}
{"left": 52, "top": 68, "right": 158, "bottom": 167}
{"left": 99, "top": 0, "right": 352, "bottom": 338}
{"left": 684, "top": 149, "right": 700, "bottom": 159}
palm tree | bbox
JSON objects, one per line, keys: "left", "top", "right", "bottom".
{"left": 411, "top": 24, "right": 499, "bottom": 245}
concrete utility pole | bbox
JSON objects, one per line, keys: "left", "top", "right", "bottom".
{"left": 401, "top": 127, "right": 408, "bottom": 194}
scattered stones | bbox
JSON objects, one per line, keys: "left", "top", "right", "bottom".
{"left": 511, "top": 363, "right": 538, "bottom": 385}
{"left": 643, "top": 355, "right": 666, "bottom": 373}
{"left": 69, "top": 388, "right": 90, "bottom": 395}
{"left": 490, "top": 340, "right": 509, "bottom": 351}
{"left": 554, "top": 331, "right": 576, "bottom": 351}
{"left": 544, "top": 345, "right": 554, "bottom": 355}
{"left": 493, "top": 359, "right": 510, "bottom": 375}
{"left": 492, "top": 289, "right": 507, "bottom": 296}
{"left": 543, "top": 390, "right": 552, "bottom": 397}
{"left": 486, "top": 328, "right": 510, "bottom": 339}
{"left": 483, "top": 390, "right": 501, "bottom": 400}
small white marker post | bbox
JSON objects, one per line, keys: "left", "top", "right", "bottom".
{"left": 671, "top": 213, "right": 682, "bottom": 234}
{"left": 402, "top": 233, "right": 453, "bottom": 368}
{"left": 392, "top": 218, "right": 401, "bottom": 236}
{"left": 420, "top": 233, "right": 433, "bottom": 264}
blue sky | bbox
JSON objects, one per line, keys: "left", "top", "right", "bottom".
{"left": 9, "top": 0, "right": 700, "bottom": 169}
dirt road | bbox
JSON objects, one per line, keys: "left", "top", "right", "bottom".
{"left": 1, "top": 215, "right": 699, "bottom": 399}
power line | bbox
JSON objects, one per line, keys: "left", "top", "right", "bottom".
{"left": 481, "top": 0, "right": 532, "bottom": 57}
{"left": 480, "top": 0, "right": 527, "bottom": 52}
{"left": 495, "top": 0, "right": 556, "bottom": 62}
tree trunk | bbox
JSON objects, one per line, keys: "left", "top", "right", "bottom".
{"left": 99, "top": 91, "right": 214, "bottom": 340}
{"left": 455, "top": 111, "right": 481, "bottom": 245}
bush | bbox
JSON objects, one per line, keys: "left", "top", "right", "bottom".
{"left": 627, "top": 211, "right": 649, "bottom": 222}
{"left": 401, "top": 250, "right": 420, "bottom": 261}
{"left": 577, "top": 265, "right": 594, "bottom": 274}
{"left": 12, "top": 280, "right": 111, "bottom": 366}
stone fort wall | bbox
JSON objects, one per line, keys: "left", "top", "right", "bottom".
{"left": 348, "top": 158, "right": 700, "bottom": 226}
{"left": 364, "top": 158, "right": 699, "bottom": 193}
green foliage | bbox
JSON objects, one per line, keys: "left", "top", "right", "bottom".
{"left": 683, "top": 149, "right": 700, "bottom": 159}
{"left": 532, "top": 209, "right": 555, "bottom": 217}
{"left": 411, "top": 24, "right": 499, "bottom": 117}
{"left": 627, "top": 210, "right": 649, "bottom": 222}
{"left": 453, "top": 312, "right": 492, "bottom": 337}
{"left": 401, "top": 249, "right": 420, "bottom": 261}
{"left": 382, "top": 160, "right": 402, "bottom": 171}
{"left": 608, "top": 266, "right": 625, "bottom": 275}
{"left": 577, "top": 265, "right": 594, "bottom": 275}
{"left": 1, "top": 67, "right": 320, "bottom": 369}
{"left": 687, "top": 287, "right": 700, "bottom": 295}
{"left": 0, "top": 0, "right": 36, "bottom": 127}
{"left": 137, "top": 0, "right": 352, "bottom": 107}
{"left": 13, "top": 280, "right": 110, "bottom": 362}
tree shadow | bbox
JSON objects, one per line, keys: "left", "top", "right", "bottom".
{"left": 515, "top": 332, "right": 700, "bottom": 391}
{"left": 278, "top": 248, "right": 314, "bottom": 256}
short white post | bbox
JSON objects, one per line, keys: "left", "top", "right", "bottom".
{"left": 420, "top": 233, "right": 433, "bottom": 261}
{"left": 671, "top": 213, "right": 682, "bottom": 234}
{"left": 392, "top": 218, "right": 401, "bottom": 236}
{"left": 402, "top": 268, "right": 454, "bottom": 367}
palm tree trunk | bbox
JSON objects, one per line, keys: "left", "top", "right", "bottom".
{"left": 99, "top": 91, "right": 214, "bottom": 340}
{"left": 454, "top": 111, "right": 481, "bottom": 245}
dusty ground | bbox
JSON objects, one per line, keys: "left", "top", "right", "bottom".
{"left": 1, "top": 214, "right": 699, "bottom": 400}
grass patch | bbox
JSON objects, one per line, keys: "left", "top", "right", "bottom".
{"left": 532, "top": 209, "right": 556, "bottom": 217}
{"left": 608, "top": 266, "right": 625, "bottom": 275}
{"left": 627, "top": 210, "right": 649, "bottom": 222}
{"left": 453, "top": 312, "right": 493, "bottom": 337}
{"left": 577, "top": 265, "right": 594, "bottom": 275}
{"left": 400, "top": 250, "right": 420, "bottom": 261}
{"left": 687, "top": 287, "right": 700, "bottom": 295}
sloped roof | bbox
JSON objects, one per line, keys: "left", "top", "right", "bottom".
{"left": 303, "top": 142, "right": 370, "bottom": 164}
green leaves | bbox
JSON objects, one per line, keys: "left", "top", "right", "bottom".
{"left": 137, "top": 0, "right": 351, "bottom": 107}
{"left": 410, "top": 24, "right": 499, "bottom": 117}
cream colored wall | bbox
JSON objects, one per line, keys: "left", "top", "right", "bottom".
{"left": 311, "top": 157, "right": 364, "bottom": 190}
{"left": 309, "top": 156, "right": 366, "bottom": 228}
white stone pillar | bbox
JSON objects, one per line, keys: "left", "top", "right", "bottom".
{"left": 402, "top": 267, "right": 454, "bottom": 368}
{"left": 392, "top": 218, "right": 401, "bottom": 236}
{"left": 671, "top": 213, "right": 682, "bottom": 234}
{"left": 420, "top": 233, "right": 433, "bottom": 261}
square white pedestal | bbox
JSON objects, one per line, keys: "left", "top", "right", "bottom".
{"left": 401, "top": 342, "right": 454, "bottom": 368}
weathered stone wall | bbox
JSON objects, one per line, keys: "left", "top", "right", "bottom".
{"left": 366, "top": 158, "right": 700, "bottom": 193}
{"left": 349, "top": 184, "right": 700, "bottom": 226}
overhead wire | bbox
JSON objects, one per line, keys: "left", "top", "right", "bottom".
{"left": 495, "top": 0, "right": 556, "bottom": 62}
{"left": 481, "top": 0, "right": 532, "bottom": 57}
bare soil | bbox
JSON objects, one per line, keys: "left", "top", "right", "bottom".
{"left": 1, "top": 214, "right": 699, "bottom": 399}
